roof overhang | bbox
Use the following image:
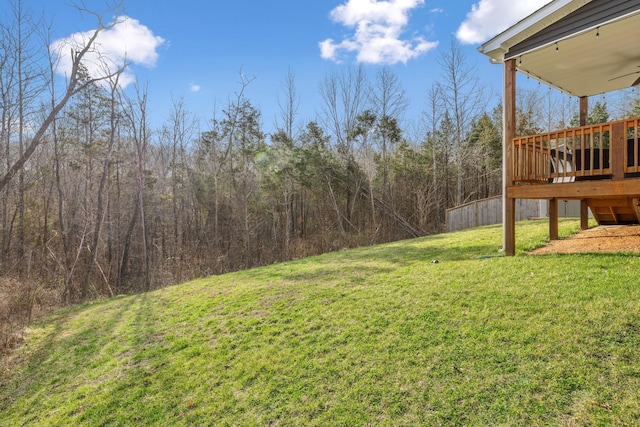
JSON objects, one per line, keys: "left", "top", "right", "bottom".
{"left": 478, "top": 0, "right": 640, "bottom": 97}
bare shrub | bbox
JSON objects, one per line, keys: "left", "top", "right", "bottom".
{"left": 0, "top": 278, "right": 59, "bottom": 355}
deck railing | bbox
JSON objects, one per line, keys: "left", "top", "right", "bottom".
{"left": 512, "top": 117, "right": 640, "bottom": 183}
{"left": 626, "top": 117, "right": 640, "bottom": 174}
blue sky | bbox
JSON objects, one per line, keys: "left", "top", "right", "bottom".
{"left": 32, "top": 0, "right": 551, "bottom": 134}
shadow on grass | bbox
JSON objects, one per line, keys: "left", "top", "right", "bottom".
{"left": 332, "top": 228, "right": 503, "bottom": 263}
{"left": 0, "top": 294, "right": 144, "bottom": 418}
{"left": 279, "top": 229, "right": 503, "bottom": 283}
{"left": 347, "top": 239, "right": 502, "bottom": 264}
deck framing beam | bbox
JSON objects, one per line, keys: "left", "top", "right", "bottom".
{"left": 507, "top": 179, "right": 640, "bottom": 200}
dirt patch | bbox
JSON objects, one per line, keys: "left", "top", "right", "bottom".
{"left": 529, "top": 225, "right": 640, "bottom": 254}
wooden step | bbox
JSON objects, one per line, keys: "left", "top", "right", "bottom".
{"left": 588, "top": 198, "right": 640, "bottom": 225}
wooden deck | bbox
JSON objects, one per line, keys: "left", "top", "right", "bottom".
{"left": 483, "top": 2, "right": 640, "bottom": 256}
{"left": 507, "top": 118, "right": 640, "bottom": 226}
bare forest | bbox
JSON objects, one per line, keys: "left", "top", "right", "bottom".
{"left": 2, "top": 1, "right": 639, "bottom": 351}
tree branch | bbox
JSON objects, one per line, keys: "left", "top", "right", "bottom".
{"left": 0, "top": 2, "right": 127, "bottom": 193}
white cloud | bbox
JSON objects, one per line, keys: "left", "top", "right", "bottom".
{"left": 51, "top": 16, "right": 165, "bottom": 88}
{"left": 190, "top": 83, "right": 201, "bottom": 93}
{"left": 456, "top": 0, "right": 552, "bottom": 44}
{"left": 320, "top": 0, "right": 438, "bottom": 65}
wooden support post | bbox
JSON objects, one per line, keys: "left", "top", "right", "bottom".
{"left": 579, "top": 96, "right": 588, "bottom": 127}
{"left": 611, "top": 121, "right": 625, "bottom": 181}
{"left": 549, "top": 198, "right": 559, "bottom": 240}
{"left": 504, "top": 59, "right": 517, "bottom": 256}
{"left": 580, "top": 199, "right": 589, "bottom": 230}
{"left": 505, "top": 198, "right": 516, "bottom": 255}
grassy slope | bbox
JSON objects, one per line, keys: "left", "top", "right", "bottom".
{"left": 2, "top": 219, "right": 640, "bottom": 426}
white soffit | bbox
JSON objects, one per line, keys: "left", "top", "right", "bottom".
{"left": 517, "top": 12, "right": 640, "bottom": 96}
{"left": 478, "top": 0, "right": 640, "bottom": 96}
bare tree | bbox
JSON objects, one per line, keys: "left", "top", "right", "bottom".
{"left": 160, "top": 96, "right": 198, "bottom": 282}
{"left": 79, "top": 71, "right": 122, "bottom": 299}
{"left": 319, "top": 65, "right": 370, "bottom": 232}
{"left": 272, "top": 68, "right": 303, "bottom": 256}
{"left": 119, "top": 81, "right": 151, "bottom": 291}
{"left": 0, "top": 0, "right": 126, "bottom": 193}
{"left": 438, "top": 37, "right": 487, "bottom": 205}
{"left": 275, "top": 67, "right": 300, "bottom": 140}
{"left": 14, "top": 0, "right": 48, "bottom": 271}
{"left": 319, "top": 65, "right": 369, "bottom": 156}
{"left": 370, "top": 67, "right": 408, "bottom": 200}
{"left": 0, "top": 0, "right": 48, "bottom": 270}
{"left": 420, "top": 83, "right": 445, "bottom": 228}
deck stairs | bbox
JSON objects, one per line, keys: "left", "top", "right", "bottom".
{"left": 587, "top": 198, "right": 640, "bottom": 225}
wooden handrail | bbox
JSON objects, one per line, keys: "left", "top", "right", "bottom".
{"left": 511, "top": 118, "right": 640, "bottom": 183}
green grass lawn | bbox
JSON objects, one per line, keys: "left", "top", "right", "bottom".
{"left": 2, "top": 219, "right": 640, "bottom": 426}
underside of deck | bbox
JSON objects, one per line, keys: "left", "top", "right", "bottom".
{"left": 587, "top": 198, "right": 640, "bottom": 225}
{"left": 508, "top": 178, "right": 640, "bottom": 225}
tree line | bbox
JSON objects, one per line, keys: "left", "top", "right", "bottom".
{"left": 2, "top": 1, "right": 640, "bottom": 349}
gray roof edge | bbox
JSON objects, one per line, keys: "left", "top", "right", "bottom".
{"left": 505, "top": 7, "right": 640, "bottom": 60}
{"left": 478, "top": 0, "right": 591, "bottom": 61}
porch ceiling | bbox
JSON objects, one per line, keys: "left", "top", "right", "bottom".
{"left": 479, "top": 0, "right": 640, "bottom": 97}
